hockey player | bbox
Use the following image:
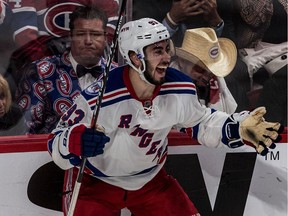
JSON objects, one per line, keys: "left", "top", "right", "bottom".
{"left": 48, "top": 18, "right": 283, "bottom": 215}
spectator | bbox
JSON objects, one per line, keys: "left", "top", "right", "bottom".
{"left": 163, "top": 0, "right": 224, "bottom": 44}
{"left": 5, "top": 0, "right": 119, "bottom": 93}
{"left": 218, "top": 0, "right": 287, "bottom": 85}
{"left": 170, "top": 27, "right": 237, "bottom": 113}
{"left": 218, "top": 0, "right": 287, "bottom": 117}
{"left": 218, "top": 0, "right": 287, "bottom": 49}
{"left": 0, "top": 74, "right": 24, "bottom": 134}
{"left": 132, "top": 0, "right": 224, "bottom": 46}
{"left": 132, "top": 0, "right": 251, "bottom": 112}
{"left": 15, "top": 5, "right": 117, "bottom": 134}
{"left": 48, "top": 18, "right": 282, "bottom": 216}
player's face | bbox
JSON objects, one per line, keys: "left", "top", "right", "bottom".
{"left": 70, "top": 18, "right": 106, "bottom": 67}
{"left": 144, "top": 40, "right": 172, "bottom": 85}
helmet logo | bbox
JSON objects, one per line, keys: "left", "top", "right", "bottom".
{"left": 148, "top": 20, "right": 159, "bottom": 25}
{"left": 120, "top": 26, "right": 129, "bottom": 33}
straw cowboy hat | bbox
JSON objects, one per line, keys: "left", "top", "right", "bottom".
{"left": 175, "top": 27, "right": 237, "bottom": 77}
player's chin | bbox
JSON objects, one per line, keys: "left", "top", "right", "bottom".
{"left": 154, "top": 77, "right": 165, "bottom": 85}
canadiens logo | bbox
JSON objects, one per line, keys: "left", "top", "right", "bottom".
{"left": 209, "top": 46, "right": 219, "bottom": 59}
{"left": 18, "top": 95, "right": 30, "bottom": 110}
{"left": 85, "top": 81, "right": 101, "bottom": 95}
{"left": 44, "top": 3, "right": 83, "bottom": 37}
{"left": 22, "top": 80, "right": 31, "bottom": 93}
{"left": 33, "top": 83, "right": 46, "bottom": 100}
{"left": 32, "top": 104, "right": 44, "bottom": 121}
{"left": 62, "top": 52, "right": 72, "bottom": 67}
{"left": 56, "top": 72, "right": 72, "bottom": 96}
{"left": 54, "top": 98, "right": 73, "bottom": 115}
{"left": 43, "top": 80, "right": 54, "bottom": 93}
{"left": 37, "top": 61, "right": 55, "bottom": 78}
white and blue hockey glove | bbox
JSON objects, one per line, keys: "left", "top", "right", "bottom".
{"left": 68, "top": 124, "right": 110, "bottom": 158}
{"left": 222, "top": 107, "right": 283, "bottom": 156}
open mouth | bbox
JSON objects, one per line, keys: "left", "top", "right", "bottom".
{"left": 156, "top": 66, "right": 167, "bottom": 76}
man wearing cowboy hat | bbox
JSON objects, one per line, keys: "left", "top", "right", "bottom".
{"left": 170, "top": 27, "right": 237, "bottom": 113}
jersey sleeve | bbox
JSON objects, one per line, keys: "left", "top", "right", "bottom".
{"left": 167, "top": 68, "right": 248, "bottom": 149}
{"left": 47, "top": 84, "right": 99, "bottom": 169}
{"left": 7, "top": 0, "right": 38, "bottom": 47}
{"left": 180, "top": 99, "right": 249, "bottom": 149}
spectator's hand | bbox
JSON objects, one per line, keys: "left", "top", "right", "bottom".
{"left": 201, "top": 0, "right": 223, "bottom": 27}
{"left": 169, "top": 0, "right": 205, "bottom": 24}
{"left": 68, "top": 124, "right": 110, "bottom": 158}
{"left": 240, "top": 107, "right": 283, "bottom": 156}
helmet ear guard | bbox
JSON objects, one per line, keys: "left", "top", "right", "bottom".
{"left": 118, "top": 18, "right": 170, "bottom": 82}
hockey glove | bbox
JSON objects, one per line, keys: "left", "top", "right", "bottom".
{"left": 68, "top": 124, "right": 110, "bottom": 158}
{"left": 240, "top": 107, "right": 283, "bottom": 156}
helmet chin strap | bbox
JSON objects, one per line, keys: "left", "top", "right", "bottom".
{"left": 130, "top": 59, "right": 154, "bottom": 86}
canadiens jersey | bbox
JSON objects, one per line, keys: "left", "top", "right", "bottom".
{"left": 15, "top": 51, "right": 116, "bottom": 134}
{"left": 48, "top": 65, "right": 243, "bottom": 190}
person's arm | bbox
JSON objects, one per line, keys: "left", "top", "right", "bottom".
{"left": 184, "top": 106, "right": 282, "bottom": 156}
{"left": 162, "top": 0, "right": 204, "bottom": 37}
{"left": 0, "top": 1, "right": 11, "bottom": 25}
{"left": 176, "top": 79, "right": 282, "bottom": 156}
{"left": 7, "top": 0, "right": 38, "bottom": 48}
{"left": 201, "top": 0, "right": 224, "bottom": 36}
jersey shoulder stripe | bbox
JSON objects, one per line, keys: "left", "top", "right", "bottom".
{"left": 87, "top": 66, "right": 129, "bottom": 109}
{"left": 160, "top": 82, "right": 196, "bottom": 95}
{"left": 161, "top": 67, "right": 197, "bottom": 95}
{"left": 101, "top": 88, "right": 131, "bottom": 107}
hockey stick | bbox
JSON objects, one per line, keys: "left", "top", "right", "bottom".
{"left": 67, "top": 1, "right": 127, "bottom": 215}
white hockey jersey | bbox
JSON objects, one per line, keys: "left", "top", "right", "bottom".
{"left": 48, "top": 65, "right": 247, "bottom": 190}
